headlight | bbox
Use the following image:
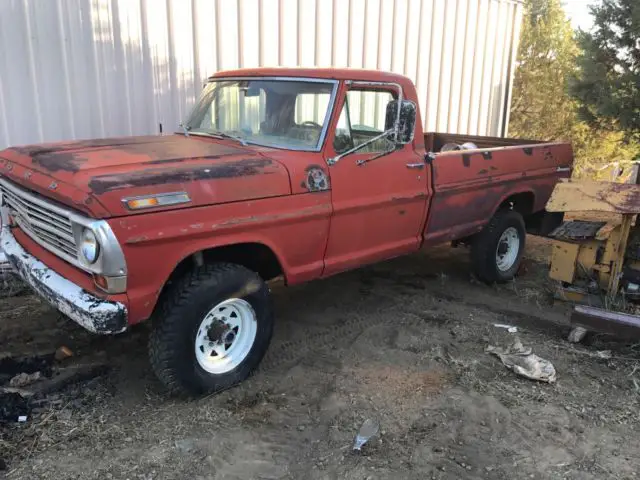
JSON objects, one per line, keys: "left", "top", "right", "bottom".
{"left": 80, "top": 229, "right": 100, "bottom": 264}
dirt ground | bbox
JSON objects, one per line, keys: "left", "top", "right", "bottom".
{"left": 2, "top": 237, "right": 640, "bottom": 479}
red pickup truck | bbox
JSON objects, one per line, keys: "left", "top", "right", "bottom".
{"left": 0, "top": 68, "right": 572, "bottom": 395}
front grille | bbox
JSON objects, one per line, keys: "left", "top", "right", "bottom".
{"left": 0, "top": 178, "right": 78, "bottom": 262}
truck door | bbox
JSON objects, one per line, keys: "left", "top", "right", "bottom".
{"left": 322, "top": 84, "right": 430, "bottom": 276}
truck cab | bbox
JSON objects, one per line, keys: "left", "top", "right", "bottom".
{"left": 0, "top": 68, "right": 572, "bottom": 395}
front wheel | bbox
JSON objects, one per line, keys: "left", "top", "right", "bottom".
{"left": 149, "top": 263, "right": 273, "bottom": 396}
{"left": 471, "top": 209, "right": 526, "bottom": 283}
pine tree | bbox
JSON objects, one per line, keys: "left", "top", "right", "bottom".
{"left": 510, "top": 0, "right": 639, "bottom": 178}
{"left": 572, "top": 0, "right": 640, "bottom": 138}
{"left": 509, "top": 0, "right": 578, "bottom": 140}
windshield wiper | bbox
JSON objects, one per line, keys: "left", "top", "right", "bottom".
{"left": 178, "top": 123, "right": 190, "bottom": 137}
{"left": 209, "top": 131, "right": 248, "bottom": 146}
{"left": 180, "top": 128, "right": 249, "bottom": 146}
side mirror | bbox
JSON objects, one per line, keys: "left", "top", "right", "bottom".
{"left": 385, "top": 100, "right": 417, "bottom": 144}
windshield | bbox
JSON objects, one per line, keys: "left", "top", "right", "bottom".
{"left": 185, "top": 79, "right": 337, "bottom": 151}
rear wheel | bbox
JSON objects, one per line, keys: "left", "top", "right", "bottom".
{"left": 149, "top": 263, "right": 273, "bottom": 396}
{"left": 471, "top": 209, "right": 526, "bottom": 283}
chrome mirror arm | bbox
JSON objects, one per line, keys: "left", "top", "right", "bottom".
{"left": 327, "top": 129, "right": 395, "bottom": 166}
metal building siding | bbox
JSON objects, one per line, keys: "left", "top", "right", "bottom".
{"left": 0, "top": 0, "right": 523, "bottom": 149}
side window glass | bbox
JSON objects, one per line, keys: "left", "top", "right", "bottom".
{"left": 333, "top": 103, "right": 353, "bottom": 154}
{"left": 332, "top": 89, "right": 395, "bottom": 154}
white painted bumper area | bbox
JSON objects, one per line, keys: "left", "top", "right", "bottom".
{"left": 1, "top": 226, "right": 127, "bottom": 334}
{"left": 0, "top": 249, "right": 12, "bottom": 273}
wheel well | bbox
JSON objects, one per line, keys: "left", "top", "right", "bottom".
{"left": 154, "top": 243, "right": 283, "bottom": 317}
{"left": 499, "top": 192, "right": 535, "bottom": 216}
{"left": 169, "top": 243, "right": 284, "bottom": 285}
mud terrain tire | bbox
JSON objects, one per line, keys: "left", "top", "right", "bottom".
{"left": 471, "top": 209, "right": 526, "bottom": 283}
{"left": 149, "top": 263, "right": 273, "bottom": 396}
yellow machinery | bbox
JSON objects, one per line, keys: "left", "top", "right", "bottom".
{"left": 546, "top": 179, "right": 640, "bottom": 337}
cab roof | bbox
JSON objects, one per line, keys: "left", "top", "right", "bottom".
{"left": 210, "top": 67, "right": 413, "bottom": 86}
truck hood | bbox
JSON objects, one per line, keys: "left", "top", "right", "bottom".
{"left": 0, "top": 135, "right": 291, "bottom": 218}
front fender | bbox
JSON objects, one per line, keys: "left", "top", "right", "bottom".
{"left": 109, "top": 193, "right": 332, "bottom": 324}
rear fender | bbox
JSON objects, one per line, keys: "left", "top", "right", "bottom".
{"left": 491, "top": 188, "right": 562, "bottom": 236}
{"left": 491, "top": 188, "right": 536, "bottom": 217}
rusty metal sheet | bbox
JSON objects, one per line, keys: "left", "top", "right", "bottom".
{"left": 595, "top": 223, "right": 618, "bottom": 241}
{"left": 546, "top": 180, "right": 640, "bottom": 214}
{"left": 549, "top": 220, "right": 606, "bottom": 241}
{"left": 571, "top": 304, "right": 640, "bottom": 338}
{"left": 549, "top": 241, "right": 580, "bottom": 283}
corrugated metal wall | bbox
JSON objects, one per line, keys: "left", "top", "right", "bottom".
{"left": 0, "top": 0, "right": 523, "bottom": 150}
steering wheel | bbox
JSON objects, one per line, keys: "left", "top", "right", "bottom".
{"left": 300, "top": 121, "right": 322, "bottom": 128}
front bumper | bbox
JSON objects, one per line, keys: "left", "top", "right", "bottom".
{"left": 0, "top": 249, "right": 12, "bottom": 273}
{"left": 1, "top": 226, "right": 128, "bottom": 334}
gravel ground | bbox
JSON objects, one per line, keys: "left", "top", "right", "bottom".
{"left": 2, "top": 237, "right": 640, "bottom": 479}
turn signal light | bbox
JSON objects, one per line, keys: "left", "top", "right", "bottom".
{"left": 123, "top": 192, "right": 191, "bottom": 210}
{"left": 92, "top": 274, "right": 127, "bottom": 294}
{"left": 93, "top": 274, "right": 108, "bottom": 290}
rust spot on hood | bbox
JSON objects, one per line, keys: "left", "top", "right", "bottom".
{"left": 10, "top": 135, "right": 247, "bottom": 174}
{"left": 14, "top": 148, "right": 86, "bottom": 173}
{"left": 88, "top": 158, "right": 275, "bottom": 194}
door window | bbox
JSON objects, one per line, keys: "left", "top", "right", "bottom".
{"left": 333, "top": 89, "right": 395, "bottom": 154}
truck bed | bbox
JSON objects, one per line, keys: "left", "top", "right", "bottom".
{"left": 425, "top": 132, "right": 544, "bottom": 152}
{"left": 422, "top": 134, "right": 572, "bottom": 246}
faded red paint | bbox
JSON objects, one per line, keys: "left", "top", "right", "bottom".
{"left": 423, "top": 142, "right": 573, "bottom": 245}
{"left": 0, "top": 68, "right": 572, "bottom": 327}
{"left": 0, "top": 136, "right": 290, "bottom": 217}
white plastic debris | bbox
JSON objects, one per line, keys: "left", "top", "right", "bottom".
{"left": 17, "top": 415, "right": 27, "bottom": 422}
{"left": 567, "top": 326, "right": 588, "bottom": 343}
{"left": 9, "top": 371, "right": 42, "bottom": 387}
{"left": 486, "top": 339, "right": 557, "bottom": 383}
{"left": 493, "top": 324, "right": 518, "bottom": 333}
{"left": 353, "top": 418, "right": 380, "bottom": 451}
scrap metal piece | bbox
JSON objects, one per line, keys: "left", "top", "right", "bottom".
{"left": 596, "top": 223, "right": 618, "bottom": 241}
{"left": 571, "top": 305, "right": 640, "bottom": 338}
{"left": 549, "top": 241, "right": 581, "bottom": 283}
{"left": 608, "top": 214, "right": 634, "bottom": 299}
{"left": 546, "top": 180, "right": 640, "bottom": 214}
{"left": 550, "top": 220, "right": 607, "bottom": 241}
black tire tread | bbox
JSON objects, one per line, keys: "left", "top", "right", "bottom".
{"left": 148, "top": 262, "right": 272, "bottom": 396}
{"left": 471, "top": 209, "right": 525, "bottom": 284}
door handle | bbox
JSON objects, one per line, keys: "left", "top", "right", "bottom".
{"left": 406, "top": 162, "right": 425, "bottom": 169}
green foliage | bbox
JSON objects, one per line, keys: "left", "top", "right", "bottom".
{"left": 509, "top": 0, "right": 578, "bottom": 141}
{"left": 509, "top": 0, "right": 639, "bottom": 179}
{"left": 571, "top": 123, "right": 640, "bottom": 180}
{"left": 572, "top": 0, "right": 640, "bottom": 138}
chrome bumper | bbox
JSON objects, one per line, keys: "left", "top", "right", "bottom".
{"left": 0, "top": 226, "right": 128, "bottom": 334}
{"left": 0, "top": 249, "right": 13, "bottom": 273}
